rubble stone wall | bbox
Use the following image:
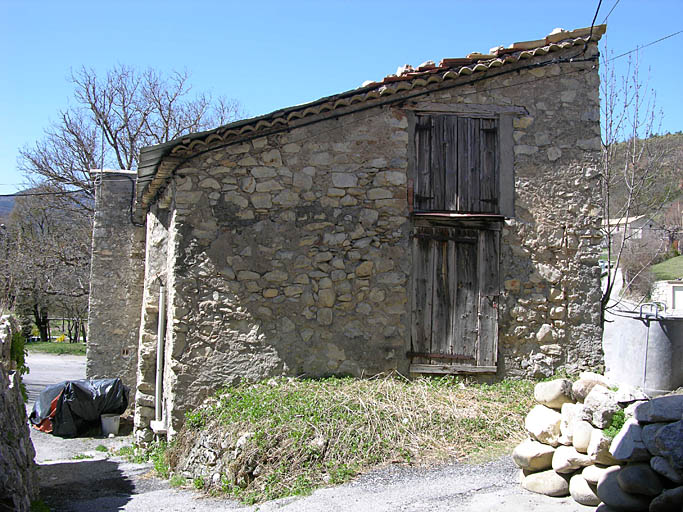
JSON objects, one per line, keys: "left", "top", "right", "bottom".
{"left": 133, "top": 202, "right": 175, "bottom": 443}
{"left": 0, "top": 317, "right": 38, "bottom": 512}
{"left": 87, "top": 170, "right": 146, "bottom": 391}
{"left": 138, "top": 43, "right": 604, "bottom": 436}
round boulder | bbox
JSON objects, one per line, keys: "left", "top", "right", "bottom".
{"left": 616, "top": 463, "right": 663, "bottom": 497}
{"left": 597, "top": 466, "right": 652, "bottom": 511}
{"left": 522, "top": 469, "right": 570, "bottom": 497}
{"left": 525, "top": 404, "right": 562, "bottom": 447}
{"left": 534, "top": 379, "right": 574, "bottom": 410}
{"left": 570, "top": 473, "right": 601, "bottom": 506}
{"left": 512, "top": 439, "right": 555, "bottom": 471}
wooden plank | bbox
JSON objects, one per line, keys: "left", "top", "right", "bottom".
{"left": 477, "top": 229, "right": 500, "bottom": 367}
{"left": 453, "top": 232, "right": 478, "bottom": 361}
{"left": 410, "top": 229, "right": 434, "bottom": 365}
{"left": 431, "top": 116, "right": 446, "bottom": 210}
{"left": 409, "top": 363, "right": 498, "bottom": 375}
{"left": 479, "top": 118, "right": 499, "bottom": 214}
{"left": 498, "top": 114, "right": 515, "bottom": 218}
{"left": 456, "top": 117, "right": 470, "bottom": 212}
{"left": 414, "top": 116, "right": 433, "bottom": 211}
{"left": 468, "top": 118, "right": 481, "bottom": 213}
{"left": 444, "top": 116, "right": 459, "bottom": 211}
{"left": 430, "top": 234, "right": 449, "bottom": 364}
{"left": 403, "top": 103, "right": 528, "bottom": 115}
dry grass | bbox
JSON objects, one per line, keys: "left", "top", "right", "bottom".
{"left": 168, "top": 374, "right": 534, "bottom": 503}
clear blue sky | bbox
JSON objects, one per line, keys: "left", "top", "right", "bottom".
{"left": 1, "top": 0, "right": 682, "bottom": 195}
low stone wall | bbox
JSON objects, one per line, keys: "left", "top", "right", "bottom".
{"left": 514, "top": 373, "right": 683, "bottom": 510}
{"left": 0, "top": 317, "right": 39, "bottom": 511}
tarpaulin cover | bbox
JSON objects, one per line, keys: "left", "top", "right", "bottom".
{"left": 29, "top": 378, "right": 129, "bottom": 438}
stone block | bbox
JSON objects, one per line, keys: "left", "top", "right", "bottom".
{"left": 655, "top": 420, "right": 683, "bottom": 469}
{"left": 583, "top": 464, "right": 612, "bottom": 485}
{"left": 610, "top": 418, "right": 651, "bottom": 462}
{"left": 511, "top": 439, "right": 555, "bottom": 471}
{"left": 635, "top": 396, "right": 683, "bottom": 423}
{"left": 569, "top": 473, "right": 601, "bottom": 506}
{"left": 648, "top": 486, "right": 683, "bottom": 512}
{"left": 641, "top": 422, "right": 666, "bottom": 456}
{"left": 589, "top": 429, "right": 620, "bottom": 466}
{"left": 596, "top": 466, "right": 652, "bottom": 511}
{"left": 552, "top": 445, "right": 593, "bottom": 473}
{"left": 534, "top": 379, "right": 573, "bottom": 410}
{"left": 583, "top": 385, "right": 619, "bottom": 428}
{"left": 572, "top": 372, "right": 610, "bottom": 402}
{"left": 522, "top": 469, "right": 569, "bottom": 497}
{"left": 650, "top": 456, "right": 683, "bottom": 484}
{"left": 560, "top": 402, "right": 583, "bottom": 443}
{"left": 572, "top": 420, "right": 594, "bottom": 454}
{"left": 616, "top": 463, "right": 663, "bottom": 497}
{"left": 525, "top": 405, "right": 562, "bottom": 446}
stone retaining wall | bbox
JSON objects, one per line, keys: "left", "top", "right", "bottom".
{"left": 0, "top": 316, "right": 38, "bottom": 511}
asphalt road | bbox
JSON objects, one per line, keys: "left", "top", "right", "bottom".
{"left": 24, "top": 353, "right": 596, "bottom": 511}
{"left": 24, "top": 352, "right": 87, "bottom": 407}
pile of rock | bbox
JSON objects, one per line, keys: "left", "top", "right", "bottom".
{"left": 513, "top": 372, "right": 683, "bottom": 511}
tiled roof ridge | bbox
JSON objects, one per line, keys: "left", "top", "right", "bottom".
{"left": 369, "top": 25, "right": 606, "bottom": 88}
{"left": 136, "top": 24, "right": 605, "bottom": 218}
{"left": 167, "top": 24, "right": 605, "bottom": 158}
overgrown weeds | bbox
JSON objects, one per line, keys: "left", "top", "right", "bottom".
{"left": 169, "top": 374, "right": 534, "bottom": 503}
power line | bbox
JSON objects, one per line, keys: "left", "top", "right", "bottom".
{"left": 601, "top": 0, "right": 620, "bottom": 23}
{"left": 607, "top": 29, "right": 683, "bottom": 62}
{"left": 587, "top": 0, "right": 603, "bottom": 44}
{"left": 0, "top": 189, "right": 90, "bottom": 198}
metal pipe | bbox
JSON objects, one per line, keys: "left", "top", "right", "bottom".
{"left": 155, "top": 284, "right": 166, "bottom": 423}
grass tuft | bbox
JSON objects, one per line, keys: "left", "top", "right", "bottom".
{"left": 168, "top": 374, "right": 534, "bottom": 503}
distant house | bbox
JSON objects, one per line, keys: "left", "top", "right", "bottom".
{"left": 602, "top": 215, "right": 664, "bottom": 250}
{"left": 87, "top": 25, "right": 607, "bottom": 441}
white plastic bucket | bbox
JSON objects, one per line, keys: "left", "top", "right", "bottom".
{"left": 101, "top": 413, "right": 120, "bottom": 436}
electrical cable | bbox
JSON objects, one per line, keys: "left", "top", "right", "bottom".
{"left": 601, "top": 0, "right": 620, "bottom": 24}
{"left": 587, "top": 0, "right": 603, "bottom": 47}
{"left": 606, "top": 29, "right": 683, "bottom": 62}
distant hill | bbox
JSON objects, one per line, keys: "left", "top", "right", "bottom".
{"left": 608, "top": 132, "right": 683, "bottom": 218}
{"left": 0, "top": 196, "right": 15, "bottom": 221}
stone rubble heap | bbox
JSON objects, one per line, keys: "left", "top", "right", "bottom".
{"left": 514, "top": 372, "right": 683, "bottom": 511}
{"left": 0, "top": 315, "right": 39, "bottom": 512}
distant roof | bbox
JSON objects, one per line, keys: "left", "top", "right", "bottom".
{"left": 136, "top": 24, "right": 606, "bottom": 220}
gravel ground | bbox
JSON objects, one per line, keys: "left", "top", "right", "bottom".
{"left": 25, "top": 353, "right": 596, "bottom": 511}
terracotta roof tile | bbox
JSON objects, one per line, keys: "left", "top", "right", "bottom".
{"left": 136, "top": 24, "right": 606, "bottom": 218}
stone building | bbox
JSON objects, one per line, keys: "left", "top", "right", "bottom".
{"left": 88, "top": 25, "right": 606, "bottom": 440}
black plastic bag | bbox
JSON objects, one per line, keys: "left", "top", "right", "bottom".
{"left": 29, "top": 378, "right": 129, "bottom": 438}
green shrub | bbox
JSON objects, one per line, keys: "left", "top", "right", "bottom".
{"left": 10, "top": 331, "right": 29, "bottom": 401}
{"left": 604, "top": 409, "right": 626, "bottom": 440}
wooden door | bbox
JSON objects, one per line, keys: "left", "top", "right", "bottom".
{"left": 410, "top": 223, "right": 500, "bottom": 374}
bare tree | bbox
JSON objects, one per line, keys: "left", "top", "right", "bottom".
{"left": 19, "top": 65, "right": 244, "bottom": 212}
{"left": 7, "top": 66, "right": 243, "bottom": 334}
{"left": 599, "top": 48, "right": 676, "bottom": 317}
{"left": 1, "top": 187, "right": 92, "bottom": 340}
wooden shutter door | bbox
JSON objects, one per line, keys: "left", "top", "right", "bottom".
{"left": 410, "top": 224, "right": 499, "bottom": 374}
{"left": 414, "top": 115, "right": 499, "bottom": 214}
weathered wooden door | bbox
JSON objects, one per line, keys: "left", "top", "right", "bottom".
{"left": 410, "top": 223, "right": 500, "bottom": 374}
